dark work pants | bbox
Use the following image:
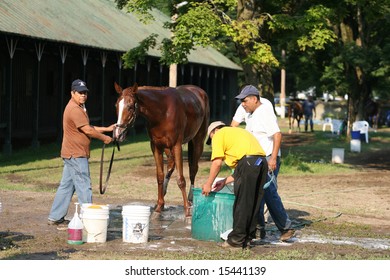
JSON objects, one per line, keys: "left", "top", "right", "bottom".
{"left": 228, "top": 156, "right": 268, "bottom": 247}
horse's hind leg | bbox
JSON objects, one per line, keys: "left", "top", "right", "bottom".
{"left": 288, "top": 117, "right": 292, "bottom": 134}
{"left": 163, "top": 148, "right": 175, "bottom": 196}
{"left": 187, "top": 135, "right": 205, "bottom": 203}
{"left": 150, "top": 143, "right": 165, "bottom": 217}
{"left": 172, "top": 144, "right": 191, "bottom": 217}
{"left": 187, "top": 141, "right": 196, "bottom": 203}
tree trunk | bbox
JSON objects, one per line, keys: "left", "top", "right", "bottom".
{"left": 339, "top": 5, "right": 370, "bottom": 135}
{"left": 236, "top": 0, "right": 274, "bottom": 102}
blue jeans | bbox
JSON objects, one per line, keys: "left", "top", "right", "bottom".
{"left": 259, "top": 156, "right": 291, "bottom": 232}
{"left": 305, "top": 113, "right": 314, "bottom": 131}
{"left": 48, "top": 157, "right": 92, "bottom": 221}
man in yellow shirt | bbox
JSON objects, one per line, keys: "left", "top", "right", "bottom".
{"left": 202, "top": 121, "right": 268, "bottom": 249}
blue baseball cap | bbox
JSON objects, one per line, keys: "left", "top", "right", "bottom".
{"left": 71, "top": 79, "right": 89, "bottom": 92}
{"left": 235, "top": 85, "right": 259, "bottom": 99}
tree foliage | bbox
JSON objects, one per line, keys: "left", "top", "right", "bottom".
{"left": 116, "top": 0, "right": 390, "bottom": 126}
{"left": 115, "top": 0, "right": 279, "bottom": 71}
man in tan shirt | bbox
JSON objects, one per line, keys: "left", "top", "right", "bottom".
{"left": 48, "top": 79, "right": 114, "bottom": 227}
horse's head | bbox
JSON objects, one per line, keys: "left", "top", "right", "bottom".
{"left": 114, "top": 82, "right": 139, "bottom": 142}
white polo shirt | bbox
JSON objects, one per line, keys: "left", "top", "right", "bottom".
{"left": 232, "top": 97, "right": 281, "bottom": 157}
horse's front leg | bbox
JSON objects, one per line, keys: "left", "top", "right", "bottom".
{"left": 298, "top": 117, "right": 301, "bottom": 132}
{"left": 151, "top": 143, "right": 165, "bottom": 216}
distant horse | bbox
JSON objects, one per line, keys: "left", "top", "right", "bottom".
{"left": 114, "top": 83, "right": 210, "bottom": 217}
{"left": 364, "top": 99, "right": 380, "bottom": 130}
{"left": 287, "top": 101, "right": 304, "bottom": 133}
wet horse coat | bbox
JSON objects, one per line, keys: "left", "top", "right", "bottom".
{"left": 114, "top": 83, "right": 210, "bottom": 217}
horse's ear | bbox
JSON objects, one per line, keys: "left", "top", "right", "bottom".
{"left": 114, "top": 82, "right": 122, "bottom": 95}
{"left": 132, "top": 83, "right": 138, "bottom": 92}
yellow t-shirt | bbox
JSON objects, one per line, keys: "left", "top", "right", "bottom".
{"left": 211, "top": 127, "right": 265, "bottom": 168}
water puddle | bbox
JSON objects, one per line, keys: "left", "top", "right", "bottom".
{"left": 107, "top": 203, "right": 191, "bottom": 243}
{"left": 105, "top": 203, "right": 389, "bottom": 251}
{"left": 297, "top": 234, "right": 390, "bottom": 250}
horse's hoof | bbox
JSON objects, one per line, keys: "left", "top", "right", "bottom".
{"left": 185, "top": 206, "right": 192, "bottom": 218}
{"left": 185, "top": 215, "right": 191, "bottom": 225}
{"left": 150, "top": 211, "right": 161, "bottom": 220}
{"left": 153, "top": 203, "right": 164, "bottom": 211}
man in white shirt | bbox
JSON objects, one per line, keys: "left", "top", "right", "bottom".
{"left": 231, "top": 85, "right": 294, "bottom": 242}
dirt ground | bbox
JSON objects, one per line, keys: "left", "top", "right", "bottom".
{"left": 1, "top": 130, "right": 390, "bottom": 260}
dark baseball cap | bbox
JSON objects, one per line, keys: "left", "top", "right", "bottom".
{"left": 71, "top": 79, "right": 89, "bottom": 92}
{"left": 235, "top": 85, "right": 259, "bottom": 99}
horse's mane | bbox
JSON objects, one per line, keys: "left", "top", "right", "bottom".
{"left": 139, "top": 86, "right": 169, "bottom": 91}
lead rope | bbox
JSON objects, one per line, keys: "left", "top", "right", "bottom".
{"left": 99, "top": 140, "right": 120, "bottom": 194}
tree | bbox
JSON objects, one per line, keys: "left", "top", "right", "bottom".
{"left": 115, "top": 0, "right": 390, "bottom": 130}
{"left": 115, "top": 0, "right": 279, "bottom": 96}
{"left": 329, "top": 0, "right": 390, "bottom": 127}
{"left": 293, "top": 0, "right": 390, "bottom": 130}
{"left": 266, "top": 0, "right": 390, "bottom": 131}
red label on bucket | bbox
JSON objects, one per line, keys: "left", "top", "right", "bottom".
{"left": 68, "top": 228, "right": 82, "bottom": 241}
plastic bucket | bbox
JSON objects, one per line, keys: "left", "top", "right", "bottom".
{"left": 350, "top": 139, "right": 361, "bottom": 153}
{"left": 351, "top": 130, "right": 361, "bottom": 140}
{"left": 122, "top": 205, "right": 151, "bottom": 243}
{"left": 332, "top": 148, "right": 345, "bottom": 164}
{"left": 80, "top": 204, "right": 109, "bottom": 243}
{"left": 191, "top": 187, "right": 235, "bottom": 242}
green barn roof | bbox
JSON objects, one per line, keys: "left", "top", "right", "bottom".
{"left": 0, "top": 0, "right": 241, "bottom": 70}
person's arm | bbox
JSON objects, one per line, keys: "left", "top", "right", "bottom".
{"left": 80, "top": 125, "right": 112, "bottom": 144}
{"left": 202, "top": 157, "right": 223, "bottom": 196}
{"left": 211, "top": 175, "right": 234, "bottom": 192}
{"left": 230, "top": 120, "right": 240, "bottom": 127}
{"left": 268, "top": 132, "right": 282, "bottom": 171}
{"left": 231, "top": 104, "right": 245, "bottom": 127}
{"left": 94, "top": 123, "right": 115, "bottom": 133}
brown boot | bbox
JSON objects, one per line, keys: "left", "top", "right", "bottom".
{"left": 280, "top": 229, "right": 295, "bottom": 241}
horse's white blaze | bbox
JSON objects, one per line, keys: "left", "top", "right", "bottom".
{"left": 115, "top": 98, "right": 124, "bottom": 136}
{"left": 117, "top": 98, "right": 124, "bottom": 124}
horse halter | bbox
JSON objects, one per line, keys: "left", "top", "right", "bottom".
{"left": 114, "top": 100, "right": 138, "bottom": 141}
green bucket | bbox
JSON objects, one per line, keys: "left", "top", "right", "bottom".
{"left": 191, "top": 186, "right": 235, "bottom": 242}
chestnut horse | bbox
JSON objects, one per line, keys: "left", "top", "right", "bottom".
{"left": 114, "top": 83, "right": 210, "bottom": 217}
{"left": 287, "top": 101, "right": 304, "bottom": 133}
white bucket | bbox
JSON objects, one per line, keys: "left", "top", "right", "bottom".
{"left": 122, "top": 205, "right": 151, "bottom": 243}
{"left": 350, "top": 139, "right": 361, "bottom": 153}
{"left": 80, "top": 204, "right": 109, "bottom": 243}
{"left": 332, "top": 148, "right": 345, "bottom": 164}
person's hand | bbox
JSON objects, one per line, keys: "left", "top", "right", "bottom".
{"left": 107, "top": 124, "right": 116, "bottom": 132}
{"left": 103, "top": 136, "right": 113, "bottom": 144}
{"left": 267, "top": 157, "right": 277, "bottom": 172}
{"left": 202, "top": 183, "right": 212, "bottom": 196}
{"left": 211, "top": 178, "right": 226, "bottom": 192}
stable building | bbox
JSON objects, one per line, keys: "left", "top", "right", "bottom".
{"left": 0, "top": 0, "right": 241, "bottom": 154}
